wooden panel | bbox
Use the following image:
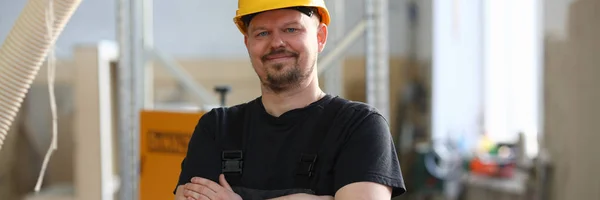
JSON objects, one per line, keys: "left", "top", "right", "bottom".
{"left": 73, "top": 43, "right": 119, "bottom": 200}
{"left": 543, "top": 1, "right": 600, "bottom": 200}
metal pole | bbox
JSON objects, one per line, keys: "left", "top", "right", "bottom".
{"left": 117, "top": 0, "right": 142, "bottom": 199}
{"left": 323, "top": 0, "right": 346, "bottom": 97}
{"left": 131, "top": 0, "right": 143, "bottom": 198}
{"left": 365, "top": 0, "right": 376, "bottom": 111}
{"left": 365, "top": 0, "right": 391, "bottom": 120}
{"left": 117, "top": 0, "right": 133, "bottom": 199}
{"left": 376, "top": 0, "right": 391, "bottom": 121}
{"left": 116, "top": 0, "right": 129, "bottom": 198}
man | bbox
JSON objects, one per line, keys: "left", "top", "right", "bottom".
{"left": 174, "top": 0, "right": 406, "bottom": 199}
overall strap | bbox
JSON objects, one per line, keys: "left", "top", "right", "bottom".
{"left": 294, "top": 96, "right": 348, "bottom": 189}
{"left": 220, "top": 106, "right": 247, "bottom": 186}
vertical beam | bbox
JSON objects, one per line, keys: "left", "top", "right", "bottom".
{"left": 365, "top": 0, "right": 391, "bottom": 120}
{"left": 116, "top": 0, "right": 132, "bottom": 199}
{"left": 118, "top": 0, "right": 152, "bottom": 197}
{"left": 117, "top": 0, "right": 141, "bottom": 199}
{"left": 142, "top": 0, "right": 154, "bottom": 109}
{"left": 324, "top": 0, "right": 345, "bottom": 97}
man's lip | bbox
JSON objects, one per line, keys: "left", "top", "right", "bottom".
{"left": 265, "top": 54, "right": 294, "bottom": 60}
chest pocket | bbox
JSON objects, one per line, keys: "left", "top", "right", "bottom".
{"left": 218, "top": 97, "right": 348, "bottom": 197}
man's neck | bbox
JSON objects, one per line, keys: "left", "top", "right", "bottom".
{"left": 261, "top": 77, "right": 324, "bottom": 117}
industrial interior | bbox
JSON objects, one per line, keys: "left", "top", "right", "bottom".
{"left": 0, "top": 0, "right": 598, "bottom": 199}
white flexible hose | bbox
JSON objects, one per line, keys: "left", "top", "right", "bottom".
{"left": 0, "top": 0, "right": 81, "bottom": 149}
{"left": 34, "top": 0, "right": 59, "bottom": 192}
{"left": 0, "top": 0, "right": 81, "bottom": 191}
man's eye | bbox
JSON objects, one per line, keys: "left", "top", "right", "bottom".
{"left": 285, "top": 28, "right": 297, "bottom": 32}
{"left": 257, "top": 31, "right": 268, "bottom": 37}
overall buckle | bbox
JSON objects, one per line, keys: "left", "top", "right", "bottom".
{"left": 222, "top": 150, "right": 243, "bottom": 174}
{"left": 296, "top": 154, "right": 318, "bottom": 177}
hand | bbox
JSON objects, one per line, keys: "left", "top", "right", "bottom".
{"left": 183, "top": 174, "right": 242, "bottom": 200}
{"left": 175, "top": 185, "right": 187, "bottom": 200}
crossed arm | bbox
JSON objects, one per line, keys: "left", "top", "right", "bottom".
{"left": 174, "top": 175, "right": 392, "bottom": 200}
{"left": 175, "top": 112, "right": 402, "bottom": 200}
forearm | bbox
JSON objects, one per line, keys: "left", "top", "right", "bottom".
{"left": 268, "top": 193, "right": 333, "bottom": 200}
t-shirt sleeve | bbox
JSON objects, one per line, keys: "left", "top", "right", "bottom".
{"left": 333, "top": 113, "right": 407, "bottom": 197}
{"left": 173, "top": 110, "right": 222, "bottom": 194}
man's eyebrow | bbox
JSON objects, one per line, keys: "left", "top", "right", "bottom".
{"left": 249, "top": 21, "right": 304, "bottom": 33}
{"left": 282, "top": 21, "right": 302, "bottom": 27}
{"left": 248, "top": 26, "right": 267, "bottom": 33}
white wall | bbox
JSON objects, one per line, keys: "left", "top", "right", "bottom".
{"left": 0, "top": 0, "right": 432, "bottom": 60}
{"left": 432, "top": 0, "right": 543, "bottom": 154}
{"left": 483, "top": 0, "right": 542, "bottom": 156}
{"left": 432, "top": 0, "right": 484, "bottom": 143}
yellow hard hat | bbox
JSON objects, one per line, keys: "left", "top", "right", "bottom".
{"left": 234, "top": 0, "right": 331, "bottom": 34}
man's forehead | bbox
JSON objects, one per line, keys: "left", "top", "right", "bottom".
{"left": 245, "top": 8, "right": 320, "bottom": 31}
{"left": 251, "top": 9, "right": 306, "bottom": 24}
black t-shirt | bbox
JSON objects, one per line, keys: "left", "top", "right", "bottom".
{"left": 175, "top": 95, "right": 406, "bottom": 199}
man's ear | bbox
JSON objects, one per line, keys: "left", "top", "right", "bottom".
{"left": 317, "top": 23, "right": 328, "bottom": 53}
{"left": 244, "top": 35, "right": 249, "bottom": 47}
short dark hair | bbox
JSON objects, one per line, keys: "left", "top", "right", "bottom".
{"left": 242, "top": 6, "right": 322, "bottom": 29}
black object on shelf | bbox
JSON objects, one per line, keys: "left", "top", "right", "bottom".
{"left": 214, "top": 85, "right": 231, "bottom": 107}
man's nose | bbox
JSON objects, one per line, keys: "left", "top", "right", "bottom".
{"left": 269, "top": 32, "right": 286, "bottom": 48}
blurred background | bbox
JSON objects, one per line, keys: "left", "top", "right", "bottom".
{"left": 0, "top": 0, "right": 598, "bottom": 199}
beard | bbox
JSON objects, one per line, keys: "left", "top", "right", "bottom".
{"left": 264, "top": 62, "right": 303, "bottom": 93}
{"left": 258, "top": 48, "right": 316, "bottom": 93}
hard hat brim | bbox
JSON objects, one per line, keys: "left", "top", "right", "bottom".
{"left": 233, "top": 5, "right": 330, "bottom": 35}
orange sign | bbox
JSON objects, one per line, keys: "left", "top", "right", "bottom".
{"left": 140, "top": 110, "right": 204, "bottom": 200}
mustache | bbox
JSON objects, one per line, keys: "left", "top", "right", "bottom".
{"left": 261, "top": 49, "right": 299, "bottom": 62}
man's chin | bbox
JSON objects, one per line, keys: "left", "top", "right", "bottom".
{"left": 264, "top": 82, "right": 292, "bottom": 93}
{"left": 265, "top": 60, "right": 296, "bottom": 69}
{"left": 264, "top": 74, "right": 300, "bottom": 92}
{"left": 266, "top": 64, "right": 292, "bottom": 72}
